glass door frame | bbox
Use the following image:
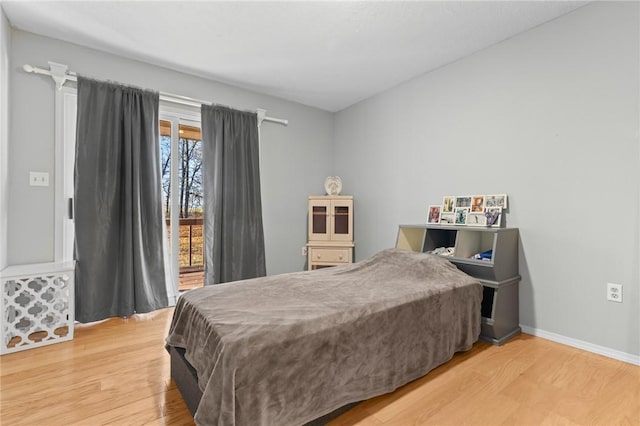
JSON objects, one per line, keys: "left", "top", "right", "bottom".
{"left": 159, "top": 100, "right": 201, "bottom": 294}
{"left": 57, "top": 86, "right": 77, "bottom": 263}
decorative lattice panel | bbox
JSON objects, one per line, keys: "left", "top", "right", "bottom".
{"left": 1, "top": 264, "right": 74, "bottom": 354}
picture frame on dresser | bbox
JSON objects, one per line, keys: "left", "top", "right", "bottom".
{"left": 454, "top": 207, "right": 469, "bottom": 225}
{"left": 471, "top": 195, "right": 485, "bottom": 212}
{"left": 440, "top": 212, "right": 455, "bottom": 224}
{"left": 467, "top": 212, "right": 487, "bottom": 227}
{"left": 427, "top": 205, "right": 441, "bottom": 224}
{"left": 485, "top": 207, "right": 502, "bottom": 227}
{"left": 485, "top": 194, "right": 508, "bottom": 209}
{"left": 442, "top": 196, "right": 455, "bottom": 212}
{"left": 454, "top": 196, "right": 472, "bottom": 208}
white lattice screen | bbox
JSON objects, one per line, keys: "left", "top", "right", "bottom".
{"left": 1, "top": 262, "right": 74, "bottom": 354}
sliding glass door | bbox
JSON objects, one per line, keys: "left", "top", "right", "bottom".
{"left": 159, "top": 104, "right": 203, "bottom": 292}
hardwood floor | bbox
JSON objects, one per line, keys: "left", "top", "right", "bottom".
{"left": 1, "top": 308, "right": 638, "bottom": 425}
{"left": 179, "top": 271, "right": 204, "bottom": 291}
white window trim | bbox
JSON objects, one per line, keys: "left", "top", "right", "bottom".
{"left": 54, "top": 85, "right": 76, "bottom": 263}
{"left": 160, "top": 100, "right": 202, "bottom": 299}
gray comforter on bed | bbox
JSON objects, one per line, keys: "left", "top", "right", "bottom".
{"left": 166, "top": 248, "right": 482, "bottom": 426}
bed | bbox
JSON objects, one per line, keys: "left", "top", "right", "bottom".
{"left": 165, "top": 248, "right": 483, "bottom": 426}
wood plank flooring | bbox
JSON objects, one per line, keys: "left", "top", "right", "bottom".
{"left": 178, "top": 271, "right": 204, "bottom": 291}
{"left": 1, "top": 307, "right": 638, "bottom": 425}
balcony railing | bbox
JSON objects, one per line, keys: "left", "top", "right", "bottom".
{"left": 166, "top": 217, "right": 204, "bottom": 273}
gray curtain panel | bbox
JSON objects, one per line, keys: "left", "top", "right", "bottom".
{"left": 74, "top": 77, "right": 168, "bottom": 323}
{"left": 201, "top": 105, "right": 266, "bottom": 284}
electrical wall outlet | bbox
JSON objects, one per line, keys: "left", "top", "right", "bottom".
{"left": 301, "top": 246, "right": 308, "bottom": 256}
{"left": 607, "top": 283, "right": 622, "bottom": 303}
{"left": 29, "top": 171, "right": 49, "bottom": 187}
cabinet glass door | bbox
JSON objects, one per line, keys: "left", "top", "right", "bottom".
{"left": 330, "top": 201, "right": 353, "bottom": 241}
{"left": 309, "top": 200, "right": 331, "bottom": 240}
{"left": 313, "top": 206, "right": 328, "bottom": 234}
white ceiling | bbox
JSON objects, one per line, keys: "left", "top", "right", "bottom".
{"left": 2, "top": 1, "right": 587, "bottom": 112}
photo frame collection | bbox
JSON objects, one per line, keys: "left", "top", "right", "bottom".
{"left": 427, "top": 194, "right": 507, "bottom": 227}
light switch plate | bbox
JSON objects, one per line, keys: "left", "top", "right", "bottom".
{"left": 29, "top": 172, "right": 49, "bottom": 187}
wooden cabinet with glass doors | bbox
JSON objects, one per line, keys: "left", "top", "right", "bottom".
{"left": 307, "top": 195, "right": 354, "bottom": 270}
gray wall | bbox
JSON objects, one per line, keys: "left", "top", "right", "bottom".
{"left": 334, "top": 2, "right": 639, "bottom": 356}
{"left": 0, "top": 7, "right": 10, "bottom": 270}
{"left": 7, "top": 30, "right": 333, "bottom": 275}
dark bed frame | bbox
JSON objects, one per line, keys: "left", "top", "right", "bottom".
{"left": 168, "top": 345, "right": 358, "bottom": 425}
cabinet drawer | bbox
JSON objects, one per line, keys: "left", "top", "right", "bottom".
{"left": 310, "top": 248, "right": 350, "bottom": 263}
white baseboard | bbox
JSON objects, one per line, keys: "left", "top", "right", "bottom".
{"left": 520, "top": 325, "right": 640, "bottom": 366}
